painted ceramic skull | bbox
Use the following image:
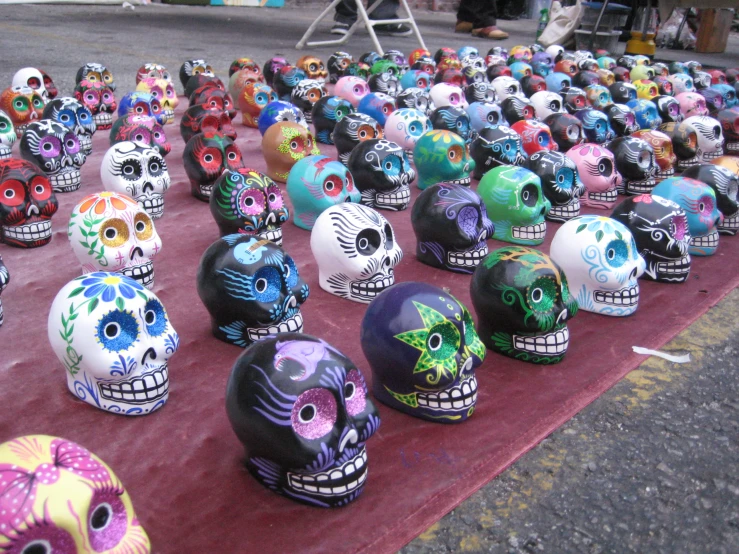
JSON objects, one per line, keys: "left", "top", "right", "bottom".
{"left": 524, "top": 150, "right": 584, "bottom": 221}
{"left": 383, "top": 108, "right": 431, "bottom": 157}
{"left": 19, "top": 120, "right": 86, "bottom": 193}
{"left": 294, "top": 55, "right": 327, "bottom": 84}
{"left": 469, "top": 124, "right": 526, "bottom": 179}
{"left": 110, "top": 114, "right": 171, "bottom": 158}
{"left": 312, "top": 96, "right": 354, "bottom": 145}
{"left": 682, "top": 163, "right": 739, "bottom": 235}
{"left": 291, "top": 79, "right": 326, "bottom": 124}
{"left": 11, "top": 67, "right": 49, "bottom": 103}
{"left": 40, "top": 70, "right": 59, "bottom": 98}
{"left": 369, "top": 72, "right": 401, "bottom": 97}
{"left": 585, "top": 84, "right": 614, "bottom": 109}
{"left": 608, "top": 136, "right": 657, "bottom": 195}
{"left": 226, "top": 333, "right": 379, "bottom": 506}
{"left": 500, "top": 96, "right": 536, "bottom": 125}
{"left": 335, "top": 76, "right": 370, "bottom": 107}
{"left": 550, "top": 215, "right": 645, "bottom": 316}
{"left": 653, "top": 95, "right": 683, "bottom": 124}
{"left": 490, "top": 76, "right": 523, "bottom": 102}
{"left": 698, "top": 88, "right": 725, "bottom": 113}
{"left": 357, "top": 92, "right": 395, "bottom": 127}
{"left": 659, "top": 121, "right": 699, "bottom": 170}
{"left": 632, "top": 129, "right": 676, "bottom": 181}
{"left": 118, "top": 92, "right": 165, "bottom": 126}
{"left": 429, "top": 106, "right": 471, "bottom": 141}
{"left": 0, "top": 255, "right": 6, "bottom": 326}
{"left": 531, "top": 91, "right": 566, "bottom": 120}
{"left": 561, "top": 87, "right": 589, "bottom": 113}
{"left": 328, "top": 51, "right": 353, "bottom": 83}
{"left": 183, "top": 131, "right": 245, "bottom": 201}
{"left": 471, "top": 246, "right": 577, "bottom": 363}
{"left": 196, "top": 83, "right": 236, "bottom": 118}
{"left": 683, "top": 115, "right": 724, "bottom": 163}
{"left": 717, "top": 107, "right": 739, "bottom": 153}
{"left": 566, "top": 143, "right": 622, "bottom": 209}
{"left": 74, "top": 80, "right": 116, "bottom": 130}
{"left": 136, "top": 78, "right": 178, "bottom": 124}
{"left": 136, "top": 62, "right": 171, "bottom": 83}
{"left": 545, "top": 72, "right": 572, "bottom": 94}
{"left": 239, "top": 82, "right": 278, "bottom": 127}
{"left": 273, "top": 66, "right": 307, "bottom": 101}
{"left": 396, "top": 87, "right": 431, "bottom": 113}
{"left": 627, "top": 99, "right": 662, "bottom": 130}
{"left": 712, "top": 84, "right": 738, "bottom": 109}
{"left": 180, "top": 105, "right": 236, "bottom": 144}
{"left": 311, "top": 203, "right": 401, "bottom": 303}
{"left": 333, "top": 113, "right": 383, "bottom": 165}
{"left": 257, "top": 100, "right": 309, "bottom": 137}
{"left": 347, "top": 139, "right": 414, "bottom": 210}
{"left": 478, "top": 166, "right": 550, "bottom": 245}
{"left": 652, "top": 176, "right": 722, "bottom": 256}
{"left": 400, "top": 70, "right": 431, "bottom": 92}
{"left": 179, "top": 59, "right": 215, "bottom": 87}
{"left": 677, "top": 92, "right": 708, "bottom": 118}
{"left": 48, "top": 271, "right": 177, "bottom": 414}
{"left": 611, "top": 194, "right": 691, "bottom": 283}
{"left": 0, "top": 86, "right": 44, "bottom": 135}
{"left": 466, "top": 102, "right": 506, "bottom": 132}
{"left": 668, "top": 73, "right": 694, "bottom": 95}
{"left": 264, "top": 57, "right": 289, "bottom": 85}
{"left": 0, "top": 158, "right": 58, "bottom": 248}
{"left": 0, "top": 435, "right": 151, "bottom": 550}
{"left": 544, "top": 113, "right": 585, "bottom": 152}
{"left": 76, "top": 62, "right": 116, "bottom": 91}
{"left": 575, "top": 108, "right": 616, "bottom": 144}
{"left": 229, "top": 58, "right": 262, "bottom": 79}
{"left": 464, "top": 81, "right": 496, "bottom": 104}
{"left": 414, "top": 129, "right": 475, "bottom": 189}
{"left": 262, "top": 121, "right": 321, "bottom": 183}
{"left": 42, "top": 97, "right": 96, "bottom": 156}
{"left": 511, "top": 120, "right": 557, "bottom": 156}
{"left": 210, "top": 168, "right": 289, "bottom": 243}
{"left": 361, "top": 282, "right": 483, "bottom": 422}
{"left": 0, "top": 110, "right": 17, "bottom": 159}
{"left": 604, "top": 103, "right": 638, "bottom": 137}
{"left": 286, "top": 155, "right": 359, "bottom": 230}
{"left": 411, "top": 183, "right": 493, "bottom": 273}
{"left": 429, "top": 83, "right": 468, "bottom": 110}
{"left": 100, "top": 142, "right": 170, "bottom": 219}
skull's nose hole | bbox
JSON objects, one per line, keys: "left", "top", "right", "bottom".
{"left": 339, "top": 429, "right": 359, "bottom": 453}
{"left": 383, "top": 257, "right": 391, "bottom": 267}
{"left": 131, "top": 246, "right": 144, "bottom": 260}
{"left": 141, "top": 347, "right": 156, "bottom": 365}
{"left": 630, "top": 267, "right": 638, "bottom": 279}
{"left": 556, "top": 309, "right": 568, "bottom": 324}
{"left": 142, "top": 182, "right": 153, "bottom": 192}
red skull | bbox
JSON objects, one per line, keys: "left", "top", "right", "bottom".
{"left": 181, "top": 105, "right": 237, "bottom": 143}
{"left": 183, "top": 132, "right": 245, "bottom": 202}
{"left": 74, "top": 80, "right": 117, "bottom": 130}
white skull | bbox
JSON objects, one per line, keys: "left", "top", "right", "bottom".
{"left": 19, "top": 119, "right": 86, "bottom": 193}
{"left": 550, "top": 215, "right": 646, "bottom": 317}
{"left": 429, "top": 83, "right": 468, "bottom": 110}
{"left": 383, "top": 108, "right": 431, "bottom": 155}
{"left": 100, "top": 141, "right": 171, "bottom": 218}
{"left": 310, "top": 203, "right": 403, "bottom": 303}
{"left": 0, "top": 109, "right": 16, "bottom": 159}
{"left": 68, "top": 192, "right": 162, "bottom": 289}
{"left": 546, "top": 45, "right": 565, "bottom": 60}
{"left": 12, "top": 67, "right": 48, "bottom": 103}
{"left": 491, "top": 76, "right": 524, "bottom": 102}
{"left": 461, "top": 54, "right": 486, "bottom": 72}
{"left": 530, "top": 91, "right": 565, "bottom": 120}
{"left": 683, "top": 115, "right": 724, "bottom": 162}
{"left": 48, "top": 271, "right": 178, "bottom": 415}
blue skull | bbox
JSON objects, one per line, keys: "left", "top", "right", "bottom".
{"left": 117, "top": 92, "right": 165, "bottom": 125}
{"left": 466, "top": 102, "right": 507, "bottom": 133}
{"left": 545, "top": 72, "right": 572, "bottom": 93}
{"left": 627, "top": 99, "right": 662, "bottom": 130}
{"left": 257, "top": 101, "right": 308, "bottom": 136}
{"left": 357, "top": 92, "right": 396, "bottom": 126}
{"left": 574, "top": 108, "right": 616, "bottom": 143}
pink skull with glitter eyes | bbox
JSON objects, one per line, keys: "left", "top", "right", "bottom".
{"left": 136, "top": 78, "right": 179, "bottom": 125}
{"left": 0, "top": 435, "right": 151, "bottom": 553}
{"left": 566, "top": 143, "right": 622, "bottom": 210}
{"left": 335, "top": 76, "right": 370, "bottom": 107}
{"left": 677, "top": 92, "right": 708, "bottom": 118}
{"left": 429, "top": 83, "right": 468, "bottom": 109}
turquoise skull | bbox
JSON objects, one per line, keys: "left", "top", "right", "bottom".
{"left": 413, "top": 129, "right": 475, "bottom": 190}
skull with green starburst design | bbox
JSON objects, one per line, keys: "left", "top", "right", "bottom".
{"left": 361, "top": 282, "right": 485, "bottom": 423}
{"left": 470, "top": 246, "right": 578, "bottom": 364}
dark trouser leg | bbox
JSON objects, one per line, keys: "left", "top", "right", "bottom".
{"left": 457, "top": 0, "right": 497, "bottom": 28}
{"left": 335, "top": 0, "right": 400, "bottom": 24}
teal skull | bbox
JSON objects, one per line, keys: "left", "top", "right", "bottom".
{"left": 413, "top": 129, "right": 475, "bottom": 190}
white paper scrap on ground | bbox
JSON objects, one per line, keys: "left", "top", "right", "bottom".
{"left": 632, "top": 346, "right": 691, "bottom": 363}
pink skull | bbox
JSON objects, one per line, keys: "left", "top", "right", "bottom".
{"left": 676, "top": 92, "right": 708, "bottom": 118}
{"left": 566, "top": 143, "right": 622, "bottom": 210}
{"left": 335, "top": 76, "right": 370, "bottom": 107}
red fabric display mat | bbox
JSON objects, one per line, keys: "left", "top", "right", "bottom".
{"left": 1, "top": 106, "right": 738, "bottom": 553}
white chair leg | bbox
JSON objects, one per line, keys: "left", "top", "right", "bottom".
{"left": 295, "top": 0, "right": 345, "bottom": 50}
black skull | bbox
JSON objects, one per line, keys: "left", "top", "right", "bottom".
{"left": 524, "top": 151, "right": 585, "bottom": 221}
{"left": 346, "top": 139, "right": 415, "bottom": 211}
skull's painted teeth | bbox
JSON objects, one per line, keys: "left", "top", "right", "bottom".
{"left": 99, "top": 365, "right": 169, "bottom": 403}
{"left": 50, "top": 170, "right": 81, "bottom": 193}
{"left": 654, "top": 167, "right": 674, "bottom": 180}
{"left": 247, "top": 311, "right": 304, "bottom": 341}
{"left": 514, "top": 327, "right": 569, "bottom": 355}
{"left": 417, "top": 375, "right": 478, "bottom": 410}
{"left": 446, "top": 177, "right": 471, "bottom": 186}
{"left": 699, "top": 150, "right": 723, "bottom": 161}
{"left": 163, "top": 109, "right": 175, "bottom": 123}
{"left": 199, "top": 183, "right": 214, "bottom": 198}
{"left": 727, "top": 142, "right": 739, "bottom": 151}
{"left": 78, "top": 134, "right": 93, "bottom": 154}
{"left": 375, "top": 186, "right": 410, "bottom": 209}
{"left": 656, "top": 254, "right": 691, "bottom": 274}
{"left": 0, "top": 146, "right": 11, "bottom": 159}
{"left": 448, "top": 243, "right": 488, "bottom": 267}
{"left": 691, "top": 231, "right": 719, "bottom": 248}
{"left": 594, "top": 284, "right": 639, "bottom": 306}
{"left": 287, "top": 447, "right": 368, "bottom": 496}
{"left": 350, "top": 274, "right": 395, "bottom": 298}
{"left": 625, "top": 178, "right": 656, "bottom": 194}
{"left": 141, "top": 195, "right": 164, "bottom": 218}
{"left": 548, "top": 199, "right": 580, "bottom": 220}
{"left": 120, "top": 261, "right": 155, "bottom": 289}
{"left": 93, "top": 113, "right": 113, "bottom": 129}
{"left": 588, "top": 189, "right": 618, "bottom": 202}
{"left": 718, "top": 213, "right": 739, "bottom": 233}
{"left": 677, "top": 158, "right": 699, "bottom": 169}
{"left": 2, "top": 220, "right": 52, "bottom": 242}
{"left": 511, "top": 221, "right": 546, "bottom": 240}
{"left": 257, "top": 228, "right": 283, "bottom": 246}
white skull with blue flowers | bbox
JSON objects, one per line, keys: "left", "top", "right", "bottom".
{"left": 48, "top": 271, "right": 179, "bottom": 415}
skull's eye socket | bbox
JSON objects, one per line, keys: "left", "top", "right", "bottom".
{"left": 382, "top": 104, "right": 391, "bottom": 114}
{"left": 14, "top": 99, "right": 26, "bottom": 110}
{"left": 204, "top": 154, "right": 214, "bottom": 163}
{"left": 637, "top": 151, "right": 650, "bottom": 168}
{"left": 344, "top": 381, "right": 355, "bottom": 399}
{"left": 299, "top": 404, "right": 315, "bottom": 421}
{"left": 521, "top": 183, "right": 538, "bottom": 206}
{"left": 39, "top": 136, "right": 62, "bottom": 158}
{"left": 384, "top": 223, "right": 394, "bottom": 249}
{"left": 428, "top": 333, "right": 442, "bottom": 351}
{"left": 292, "top": 388, "right": 337, "bottom": 439}
{"left": 60, "top": 114, "right": 71, "bottom": 123}
{"left": 0, "top": 121, "right": 6, "bottom": 131}
{"left": 85, "top": 94, "right": 96, "bottom": 103}
{"left": 19, "top": 540, "right": 52, "bottom": 554}
{"left": 604, "top": 239, "right": 628, "bottom": 267}
{"left": 134, "top": 213, "right": 153, "bottom": 240}
{"left": 227, "top": 151, "right": 238, "bottom": 161}
{"left": 134, "top": 133, "right": 145, "bottom": 142}
{"left": 290, "top": 140, "right": 299, "bottom": 150}
{"left": 0, "top": 180, "right": 24, "bottom": 207}
{"left": 353, "top": 86, "right": 362, "bottom": 95}
{"left": 97, "top": 309, "right": 139, "bottom": 352}
{"left": 121, "top": 159, "right": 142, "bottom": 180}
{"left": 252, "top": 266, "right": 281, "bottom": 302}
{"left": 448, "top": 144, "right": 463, "bottom": 161}
{"left": 356, "top": 228, "right": 381, "bottom": 256}
{"left": 598, "top": 159, "right": 613, "bottom": 176}
{"left": 90, "top": 503, "right": 112, "bottom": 530}
{"left": 100, "top": 218, "right": 129, "bottom": 247}
{"left": 323, "top": 174, "right": 343, "bottom": 196}
{"left": 309, "top": 63, "right": 318, "bottom": 72}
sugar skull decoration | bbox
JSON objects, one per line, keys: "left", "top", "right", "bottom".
{"left": 478, "top": 166, "right": 550, "bottom": 245}
{"left": 210, "top": 168, "right": 289, "bottom": 243}
{"left": 287, "top": 155, "right": 359, "bottom": 230}
{"left": 180, "top": 105, "right": 237, "bottom": 143}
{"left": 262, "top": 121, "right": 321, "bottom": 183}
{"left": 531, "top": 91, "right": 566, "bottom": 120}
{"left": 604, "top": 103, "right": 639, "bottom": 137}
{"left": 574, "top": 108, "right": 616, "bottom": 144}
{"left": 264, "top": 56, "right": 289, "bottom": 85}
{"left": 369, "top": 72, "right": 400, "bottom": 97}
{"left": 0, "top": 110, "right": 16, "bottom": 159}
{"left": 291, "top": 79, "right": 326, "bottom": 124}
{"left": 311, "top": 203, "right": 401, "bottom": 303}
{"left": 415, "top": 129, "right": 475, "bottom": 190}
{"left": 76, "top": 62, "right": 116, "bottom": 91}
{"left": 68, "top": 192, "right": 162, "bottom": 289}
{"left": 197, "top": 235, "right": 308, "bottom": 345}
{"left": 0, "top": 86, "right": 44, "bottom": 135}
{"left": 357, "top": 92, "right": 395, "bottom": 127}
{"left": 347, "top": 139, "right": 415, "bottom": 211}
{"left": 12, "top": 67, "right": 50, "bottom": 103}
{"left": 429, "top": 106, "right": 471, "bottom": 141}
{"left": 544, "top": 113, "right": 585, "bottom": 152}
{"left": 632, "top": 129, "right": 676, "bottom": 181}
{"left": 470, "top": 247, "right": 578, "bottom": 363}
{"left": 682, "top": 163, "right": 739, "bottom": 235}
{"left": 652, "top": 176, "right": 722, "bottom": 256}
{"left": 561, "top": 86, "right": 589, "bottom": 113}
{"left": 312, "top": 96, "right": 354, "bottom": 145}
{"left": 683, "top": 115, "right": 724, "bottom": 163}
{"left": 48, "top": 271, "right": 177, "bottom": 414}
{"left": 229, "top": 57, "right": 261, "bottom": 78}
{"left": 653, "top": 95, "right": 683, "bottom": 124}
{"left": 179, "top": 58, "right": 215, "bottom": 87}
{"left": 136, "top": 77, "right": 179, "bottom": 124}
{"left": 257, "top": 100, "right": 309, "bottom": 136}
{"left": 328, "top": 51, "right": 353, "bottom": 83}
{"left": 608, "top": 136, "right": 657, "bottom": 195}
{"left": 400, "top": 70, "right": 430, "bottom": 92}
{"left": 239, "top": 82, "right": 278, "bottom": 127}
{"left": 659, "top": 121, "right": 699, "bottom": 170}
{"left": 74, "top": 80, "right": 116, "bottom": 130}
{"left": 361, "top": 281, "right": 483, "bottom": 422}
{"left": 464, "top": 81, "right": 496, "bottom": 104}
{"left": 611, "top": 194, "right": 691, "bottom": 283}
{"left": 20, "top": 120, "right": 86, "bottom": 193}
{"left": 118, "top": 92, "right": 165, "bottom": 126}
{"left": 226, "top": 334, "right": 379, "bottom": 507}
{"left": 469, "top": 124, "right": 526, "bottom": 179}
{"left": 429, "top": 83, "right": 468, "bottom": 109}
{"left": 42, "top": 97, "right": 96, "bottom": 156}
{"left": 333, "top": 113, "right": 383, "bottom": 165}
{"left": 100, "top": 142, "right": 171, "bottom": 219}
{"left": 466, "top": 102, "right": 506, "bottom": 133}
{"left": 524, "top": 150, "right": 584, "bottom": 221}
{"left": 0, "top": 435, "right": 151, "bottom": 550}
{"left": 411, "top": 183, "right": 493, "bottom": 273}
{"left": 550, "top": 215, "right": 645, "bottom": 316}
{"left": 335, "top": 76, "right": 370, "bottom": 107}
{"left": 183, "top": 131, "right": 245, "bottom": 201}
{"left": 296, "top": 55, "right": 328, "bottom": 84}
{"left": 717, "top": 107, "right": 739, "bottom": 153}
{"left": 397, "top": 87, "right": 431, "bottom": 113}
{"left": 136, "top": 62, "right": 171, "bottom": 83}
{"left": 383, "top": 108, "right": 431, "bottom": 158}
{"left": 698, "top": 88, "right": 726, "bottom": 113}
{"left": 0, "top": 158, "right": 58, "bottom": 248}
{"left": 511, "top": 120, "right": 557, "bottom": 156}
{"left": 566, "top": 143, "right": 622, "bottom": 209}
{"left": 500, "top": 96, "right": 536, "bottom": 125}
{"left": 677, "top": 92, "right": 709, "bottom": 118}
{"left": 110, "top": 114, "right": 171, "bottom": 158}
{"left": 712, "top": 83, "right": 738, "bottom": 109}
{"left": 668, "top": 73, "right": 694, "bottom": 95}
{"left": 0, "top": 255, "right": 6, "bottom": 326}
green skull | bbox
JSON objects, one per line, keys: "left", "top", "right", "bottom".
{"left": 370, "top": 60, "right": 400, "bottom": 77}
{"left": 413, "top": 130, "right": 475, "bottom": 190}
{"left": 477, "top": 166, "right": 551, "bottom": 245}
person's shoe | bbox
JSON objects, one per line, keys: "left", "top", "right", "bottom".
{"left": 331, "top": 22, "right": 350, "bottom": 35}
{"left": 455, "top": 21, "right": 473, "bottom": 33}
{"left": 471, "top": 26, "right": 509, "bottom": 40}
{"left": 373, "top": 22, "right": 413, "bottom": 36}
